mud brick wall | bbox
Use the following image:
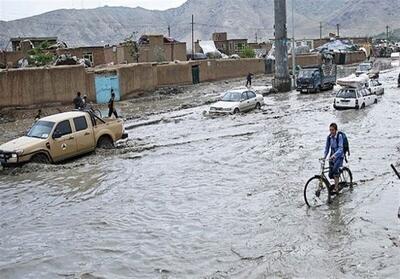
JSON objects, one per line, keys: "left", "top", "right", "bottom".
{"left": 117, "top": 63, "right": 158, "bottom": 98}
{"left": 0, "top": 65, "right": 92, "bottom": 107}
{"left": 345, "top": 51, "right": 367, "bottom": 64}
{"left": 156, "top": 63, "right": 192, "bottom": 86}
{"left": 288, "top": 53, "right": 323, "bottom": 68}
{"left": 191, "top": 59, "right": 265, "bottom": 82}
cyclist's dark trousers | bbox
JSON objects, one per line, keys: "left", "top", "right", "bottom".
{"left": 108, "top": 109, "right": 118, "bottom": 118}
{"left": 246, "top": 80, "right": 251, "bottom": 87}
{"left": 329, "top": 157, "right": 344, "bottom": 179}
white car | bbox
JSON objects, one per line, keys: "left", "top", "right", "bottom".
{"left": 356, "top": 62, "right": 372, "bottom": 76}
{"left": 210, "top": 89, "right": 264, "bottom": 114}
{"left": 334, "top": 87, "right": 377, "bottom": 110}
{"left": 368, "top": 79, "right": 384, "bottom": 95}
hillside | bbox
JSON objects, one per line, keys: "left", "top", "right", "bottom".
{"left": 0, "top": 0, "right": 398, "bottom": 49}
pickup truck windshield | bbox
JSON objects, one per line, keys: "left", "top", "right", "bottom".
{"left": 298, "top": 70, "right": 316, "bottom": 78}
{"left": 337, "top": 89, "right": 356, "bottom": 99}
{"left": 27, "top": 121, "right": 55, "bottom": 139}
{"left": 222, "top": 92, "right": 242, "bottom": 102}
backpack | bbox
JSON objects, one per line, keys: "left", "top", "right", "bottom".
{"left": 336, "top": 131, "right": 350, "bottom": 156}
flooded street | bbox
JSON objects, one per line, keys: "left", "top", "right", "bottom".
{"left": 1, "top": 68, "right": 400, "bottom": 278}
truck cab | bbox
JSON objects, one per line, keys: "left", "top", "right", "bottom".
{"left": 0, "top": 111, "right": 128, "bottom": 166}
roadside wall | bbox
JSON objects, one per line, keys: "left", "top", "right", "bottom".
{"left": 1, "top": 58, "right": 268, "bottom": 107}
{"left": 157, "top": 63, "right": 192, "bottom": 86}
{"left": 288, "top": 53, "right": 323, "bottom": 68}
{"left": 0, "top": 65, "right": 90, "bottom": 107}
{"left": 345, "top": 51, "right": 366, "bottom": 64}
{"left": 117, "top": 63, "right": 157, "bottom": 98}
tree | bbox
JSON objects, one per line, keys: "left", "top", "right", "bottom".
{"left": 240, "top": 46, "right": 256, "bottom": 58}
{"left": 123, "top": 33, "right": 139, "bottom": 63}
{"left": 28, "top": 41, "right": 55, "bottom": 67}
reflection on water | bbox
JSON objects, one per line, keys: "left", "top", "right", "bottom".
{"left": 0, "top": 69, "right": 399, "bottom": 278}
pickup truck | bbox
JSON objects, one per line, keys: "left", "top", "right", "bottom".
{"left": 296, "top": 64, "right": 337, "bottom": 93}
{"left": 0, "top": 111, "right": 128, "bottom": 166}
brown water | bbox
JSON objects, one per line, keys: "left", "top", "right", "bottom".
{"left": 0, "top": 69, "right": 399, "bottom": 278}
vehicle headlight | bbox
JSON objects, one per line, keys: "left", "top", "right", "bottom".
{"left": 15, "top": 150, "right": 24, "bottom": 156}
{"left": 210, "top": 107, "right": 216, "bottom": 110}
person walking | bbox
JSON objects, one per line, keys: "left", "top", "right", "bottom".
{"left": 108, "top": 90, "right": 118, "bottom": 118}
{"left": 73, "top": 92, "right": 83, "bottom": 110}
{"left": 246, "top": 73, "right": 254, "bottom": 88}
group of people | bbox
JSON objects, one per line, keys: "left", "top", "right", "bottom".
{"left": 72, "top": 89, "right": 118, "bottom": 118}
{"left": 73, "top": 92, "right": 89, "bottom": 110}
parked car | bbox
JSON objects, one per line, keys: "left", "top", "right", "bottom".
{"left": 368, "top": 79, "right": 384, "bottom": 95}
{"left": 0, "top": 111, "right": 128, "bottom": 166}
{"left": 296, "top": 64, "right": 337, "bottom": 93}
{"left": 333, "top": 87, "right": 377, "bottom": 110}
{"left": 209, "top": 89, "right": 264, "bottom": 114}
{"left": 355, "top": 62, "right": 372, "bottom": 76}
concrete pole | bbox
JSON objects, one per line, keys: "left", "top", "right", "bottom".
{"left": 274, "top": 0, "right": 291, "bottom": 92}
{"left": 291, "top": 0, "right": 296, "bottom": 89}
{"left": 191, "top": 15, "right": 195, "bottom": 57}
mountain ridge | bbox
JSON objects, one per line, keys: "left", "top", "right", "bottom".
{"left": 0, "top": 0, "right": 397, "bottom": 49}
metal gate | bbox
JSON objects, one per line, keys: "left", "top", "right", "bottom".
{"left": 94, "top": 74, "right": 120, "bottom": 104}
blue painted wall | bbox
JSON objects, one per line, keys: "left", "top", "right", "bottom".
{"left": 95, "top": 74, "right": 121, "bottom": 104}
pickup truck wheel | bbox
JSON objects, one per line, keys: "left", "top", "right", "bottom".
{"left": 31, "top": 153, "right": 50, "bottom": 164}
{"left": 361, "top": 103, "right": 366, "bottom": 109}
{"left": 255, "top": 102, "right": 261, "bottom": 110}
{"left": 233, "top": 108, "right": 240, "bottom": 114}
{"left": 97, "top": 136, "right": 114, "bottom": 149}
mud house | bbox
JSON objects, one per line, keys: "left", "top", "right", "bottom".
{"left": 1, "top": 37, "right": 59, "bottom": 68}
{"left": 56, "top": 46, "right": 107, "bottom": 66}
{"left": 104, "top": 35, "right": 187, "bottom": 65}
{"left": 196, "top": 32, "right": 249, "bottom": 56}
{"left": 10, "top": 36, "right": 58, "bottom": 51}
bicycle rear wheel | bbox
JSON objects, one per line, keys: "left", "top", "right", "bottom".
{"left": 304, "top": 175, "right": 331, "bottom": 207}
{"left": 339, "top": 167, "right": 353, "bottom": 189}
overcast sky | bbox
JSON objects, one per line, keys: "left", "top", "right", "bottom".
{"left": 0, "top": 0, "right": 187, "bottom": 21}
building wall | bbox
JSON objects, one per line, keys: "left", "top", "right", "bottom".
{"left": 157, "top": 63, "right": 192, "bottom": 86}
{"left": 56, "top": 47, "right": 106, "bottom": 66}
{"left": 0, "top": 65, "right": 93, "bottom": 107}
{"left": 344, "top": 51, "right": 367, "bottom": 64}
{"left": 163, "top": 43, "right": 187, "bottom": 61}
{"left": 104, "top": 46, "right": 118, "bottom": 65}
{"left": 0, "top": 59, "right": 267, "bottom": 107}
{"left": 288, "top": 53, "right": 323, "bottom": 68}
{"left": 117, "top": 63, "right": 157, "bottom": 98}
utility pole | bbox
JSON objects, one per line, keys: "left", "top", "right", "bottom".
{"left": 255, "top": 32, "right": 258, "bottom": 44}
{"left": 191, "top": 15, "right": 195, "bottom": 57}
{"left": 168, "top": 25, "right": 171, "bottom": 37}
{"left": 336, "top": 23, "right": 340, "bottom": 37}
{"left": 386, "top": 25, "right": 390, "bottom": 42}
{"left": 291, "top": 0, "right": 296, "bottom": 89}
{"left": 319, "top": 22, "right": 322, "bottom": 40}
{"left": 273, "top": 0, "right": 291, "bottom": 92}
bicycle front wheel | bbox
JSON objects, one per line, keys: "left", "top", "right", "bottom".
{"left": 304, "top": 175, "right": 331, "bottom": 207}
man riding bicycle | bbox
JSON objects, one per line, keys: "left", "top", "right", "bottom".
{"left": 324, "top": 123, "right": 344, "bottom": 195}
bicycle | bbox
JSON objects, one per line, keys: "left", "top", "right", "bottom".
{"left": 304, "top": 158, "right": 353, "bottom": 207}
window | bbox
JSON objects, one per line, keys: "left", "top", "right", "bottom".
{"left": 247, "top": 91, "right": 256, "bottom": 99}
{"left": 337, "top": 89, "right": 356, "bottom": 99}
{"left": 54, "top": 120, "right": 72, "bottom": 137}
{"left": 241, "top": 92, "right": 248, "bottom": 100}
{"left": 73, "top": 116, "right": 88, "bottom": 132}
{"left": 83, "top": 52, "right": 94, "bottom": 64}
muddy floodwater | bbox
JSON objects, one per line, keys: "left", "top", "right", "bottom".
{"left": 1, "top": 68, "right": 399, "bottom": 278}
